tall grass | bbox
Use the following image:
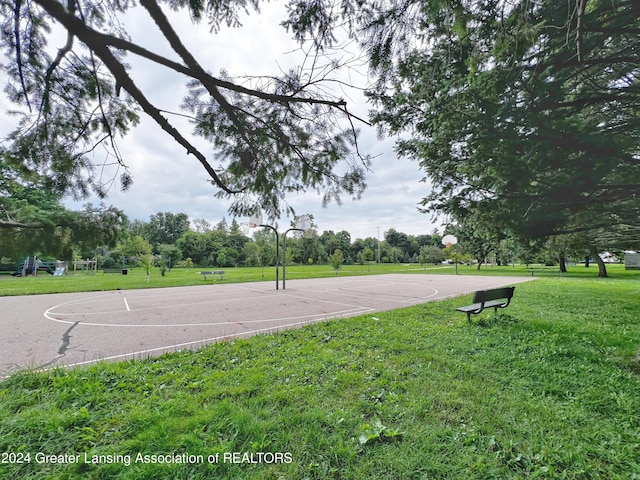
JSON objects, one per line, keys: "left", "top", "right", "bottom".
{"left": 1, "top": 276, "right": 639, "bottom": 478}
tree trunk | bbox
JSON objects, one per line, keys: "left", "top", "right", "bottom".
{"left": 590, "top": 247, "right": 608, "bottom": 277}
{"left": 558, "top": 253, "right": 567, "bottom": 273}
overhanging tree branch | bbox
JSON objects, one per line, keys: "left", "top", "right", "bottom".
{"left": 34, "top": 0, "right": 245, "bottom": 194}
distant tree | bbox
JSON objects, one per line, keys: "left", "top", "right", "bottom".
{"left": 1, "top": 154, "right": 126, "bottom": 259}
{"left": 420, "top": 246, "right": 444, "bottom": 266}
{"left": 320, "top": 230, "right": 340, "bottom": 256}
{"left": 157, "top": 244, "right": 182, "bottom": 270}
{"left": 138, "top": 253, "right": 155, "bottom": 281}
{"left": 191, "top": 218, "right": 212, "bottom": 234}
{"left": 335, "top": 230, "right": 352, "bottom": 257}
{"left": 148, "top": 212, "right": 190, "bottom": 246}
{"left": 216, "top": 218, "right": 229, "bottom": 232}
{"left": 177, "top": 231, "right": 209, "bottom": 265}
{"left": 242, "top": 242, "right": 260, "bottom": 267}
{"left": 388, "top": 247, "right": 403, "bottom": 264}
{"left": 297, "top": 230, "right": 325, "bottom": 264}
{"left": 417, "top": 246, "right": 429, "bottom": 270}
{"left": 182, "top": 257, "right": 194, "bottom": 272}
{"left": 362, "top": 247, "right": 375, "bottom": 262}
{"left": 328, "top": 249, "right": 344, "bottom": 275}
{"left": 118, "top": 235, "right": 153, "bottom": 264}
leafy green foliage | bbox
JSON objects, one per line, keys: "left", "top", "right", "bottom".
{"left": 328, "top": 248, "right": 344, "bottom": 274}
{"left": 360, "top": 0, "right": 640, "bottom": 242}
{"left": 1, "top": 154, "right": 127, "bottom": 259}
{"left": 358, "top": 420, "right": 403, "bottom": 445}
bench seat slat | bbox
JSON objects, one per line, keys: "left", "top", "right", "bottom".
{"left": 456, "top": 299, "right": 507, "bottom": 313}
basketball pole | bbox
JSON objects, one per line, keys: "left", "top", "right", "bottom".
{"left": 249, "top": 211, "right": 311, "bottom": 290}
{"left": 282, "top": 227, "right": 304, "bottom": 290}
{"left": 259, "top": 224, "right": 280, "bottom": 290}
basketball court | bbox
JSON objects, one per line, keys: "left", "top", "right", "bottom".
{"left": 0, "top": 274, "right": 534, "bottom": 377}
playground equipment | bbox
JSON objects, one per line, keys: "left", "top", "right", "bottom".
{"left": 53, "top": 261, "right": 68, "bottom": 276}
{"left": 73, "top": 258, "right": 98, "bottom": 274}
{"left": 11, "top": 256, "right": 56, "bottom": 276}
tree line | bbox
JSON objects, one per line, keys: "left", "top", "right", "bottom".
{"left": 95, "top": 212, "right": 447, "bottom": 271}
{"left": 84, "top": 211, "right": 627, "bottom": 276}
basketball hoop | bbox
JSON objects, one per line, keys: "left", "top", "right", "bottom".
{"left": 249, "top": 208, "right": 263, "bottom": 228}
{"left": 240, "top": 223, "right": 255, "bottom": 236}
{"left": 446, "top": 243, "right": 452, "bottom": 249}
{"left": 442, "top": 234, "right": 458, "bottom": 247}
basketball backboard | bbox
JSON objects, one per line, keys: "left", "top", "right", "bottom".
{"left": 249, "top": 208, "right": 263, "bottom": 228}
{"left": 442, "top": 234, "right": 458, "bottom": 246}
{"left": 294, "top": 214, "right": 312, "bottom": 232}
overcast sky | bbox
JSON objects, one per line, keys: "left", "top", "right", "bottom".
{"left": 4, "top": 2, "right": 442, "bottom": 241}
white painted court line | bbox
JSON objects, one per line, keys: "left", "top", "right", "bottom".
{"left": 42, "top": 306, "right": 371, "bottom": 328}
{"left": 43, "top": 292, "right": 283, "bottom": 318}
{"left": 43, "top": 288, "right": 373, "bottom": 327}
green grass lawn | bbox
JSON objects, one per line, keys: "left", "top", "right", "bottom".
{"left": 1, "top": 272, "right": 639, "bottom": 478}
{"left": 1, "top": 262, "right": 635, "bottom": 296}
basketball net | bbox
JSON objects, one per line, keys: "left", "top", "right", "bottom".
{"left": 446, "top": 243, "right": 452, "bottom": 249}
{"left": 240, "top": 223, "right": 257, "bottom": 236}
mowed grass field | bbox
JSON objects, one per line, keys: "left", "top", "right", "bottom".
{"left": 1, "top": 261, "right": 634, "bottom": 296}
{"left": 1, "top": 263, "right": 430, "bottom": 296}
{"left": 0, "top": 265, "right": 639, "bottom": 478}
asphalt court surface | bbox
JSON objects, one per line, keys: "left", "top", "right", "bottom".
{"left": 1, "top": 274, "right": 534, "bottom": 376}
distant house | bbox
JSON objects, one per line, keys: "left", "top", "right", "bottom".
{"left": 624, "top": 252, "right": 640, "bottom": 270}
{"left": 599, "top": 252, "right": 618, "bottom": 263}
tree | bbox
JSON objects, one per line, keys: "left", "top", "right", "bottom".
{"left": 328, "top": 249, "right": 344, "bottom": 275}
{"left": 2, "top": 0, "right": 370, "bottom": 219}
{"left": 358, "top": 0, "right": 640, "bottom": 247}
{"left": 242, "top": 241, "right": 260, "bottom": 267}
{"left": 1, "top": 153, "right": 126, "bottom": 259}
{"left": 284, "top": 1, "right": 639, "bottom": 259}
{"left": 157, "top": 243, "right": 182, "bottom": 270}
{"left": 419, "top": 246, "right": 444, "bottom": 267}
{"left": 118, "top": 235, "right": 153, "bottom": 263}
{"left": 145, "top": 212, "right": 190, "bottom": 248}
{"left": 191, "top": 218, "right": 212, "bottom": 234}
{"left": 138, "top": 253, "right": 155, "bottom": 281}
{"left": 335, "top": 231, "right": 352, "bottom": 261}
{"left": 319, "top": 230, "right": 339, "bottom": 256}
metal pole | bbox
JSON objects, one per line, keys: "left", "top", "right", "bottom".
{"left": 260, "top": 225, "right": 279, "bottom": 290}
{"left": 282, "top": 228, "right": 304, "bottom": 290}
{"left": 283, "top": 233, "right": 287, "bottom": 290}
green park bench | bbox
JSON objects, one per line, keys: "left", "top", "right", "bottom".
{"left": 199, "top": 270, "right": 225, "bottom": 280}
{"left": 103, "top": 268, "right": 128, "bottom": 275}
{"left": 456, "top": 286, "right": 516, "bottom": 322}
